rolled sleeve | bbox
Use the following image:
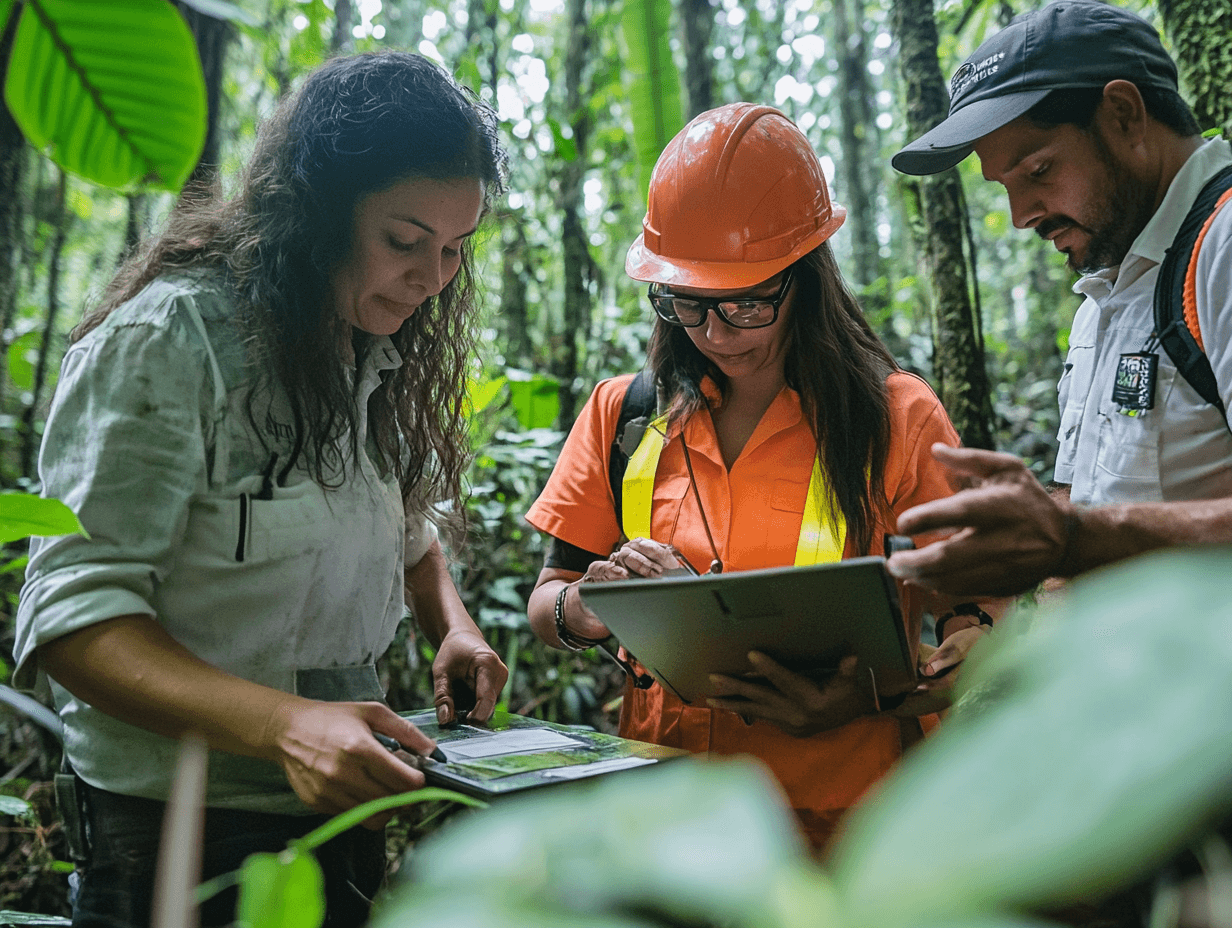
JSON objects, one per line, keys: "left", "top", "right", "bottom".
{"left": 881, "top": 372, "right": 964, "bottom": 553}
{"left": 13, "top": 298, "right": 212, "bottom": 690}
{"left": 403, "top": 507, "right": 440, "bottom": 568}
{"left": 524, "top": 375, "right": 632, "bottom": 555}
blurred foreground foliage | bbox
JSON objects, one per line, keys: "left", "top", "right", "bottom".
{"left": 372, "top": 547, "right": 1232, "bottom": 928}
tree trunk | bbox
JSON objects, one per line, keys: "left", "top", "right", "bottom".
{"left": 499, "top": 219, "right": 533, "bottom": 369}
{"left": 1158, "top": 0, "right": 1232, "bottom": 139}
{"left": 174, "top": 3, "right": 232, "bottom": 193}
{"left": 464, "top": 0, "right": 501, "bottom": 95}
{"left": 22, "top": 170, "right": 69, "bottom": 479}
{"left": 114, "top": 193, "right": 146, "bottom": 270}
{"left": 332, "top": 0, "right": 354, "bottom": 53}
{"left": 556, "top": 0, "right": 592, "bottom": 428}
{"left": 679, "top": 0, "right": 714, "bottom": 119}
{"left": 891, "top": 0, "right": 996, "bottom": 449}
{"left": 732, "top": 1, "right": 784, "bottom": 105}
{"left": 832, "top": 0, "right": 882, "bottom": 299}
{"left": 0, "top": 5, "right": 27, "bottom": 446}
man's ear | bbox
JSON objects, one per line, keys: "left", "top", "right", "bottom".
{"left": 1098, "top": 79, "right": 1149, "bottom": 145}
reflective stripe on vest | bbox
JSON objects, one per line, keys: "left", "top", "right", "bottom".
{"left": 620, "top": 416, "right": 846, "bottom": 566}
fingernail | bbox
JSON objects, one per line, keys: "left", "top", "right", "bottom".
{"left": 437, "top": 705, "right": 448, "bottom": 724}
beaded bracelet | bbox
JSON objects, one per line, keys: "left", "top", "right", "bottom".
{"left": 934, "top": 602, "right": 994, "bottom": 642}
{"left": 554, "top": 583, "right": 607, "bottom": 652}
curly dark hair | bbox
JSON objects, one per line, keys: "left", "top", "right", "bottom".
{"left": 645, "top": 243, "right": 897, "bottom": 555}
{"left": 77, "top": 51, "right": 508, "bottom": 514}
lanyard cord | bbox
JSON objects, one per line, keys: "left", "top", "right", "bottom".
{"left": 678, "top": 434, "right": 723, "bottom": 574}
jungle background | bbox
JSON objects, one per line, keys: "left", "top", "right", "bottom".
{"left": 0, "top": 0, "right": 1229, "bottom": 915}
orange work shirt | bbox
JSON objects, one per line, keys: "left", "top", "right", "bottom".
{"left": 525, "top": 370, "right": 961, "bottom": 850}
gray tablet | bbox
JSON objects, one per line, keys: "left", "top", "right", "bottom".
{"left": 577, "top": 556, "right": 915, "bottom": 705}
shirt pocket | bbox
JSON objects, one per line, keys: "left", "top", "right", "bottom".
{"left": 1091, "top": 365, "right": 1176, "bottom": 500}
{"left": 185, "top": 479, "right": 337, "bottom": 566}
{"left": 649, "top": 474, "right": 691, "bottom": 543}
{"left": 765, "top": 478, "right": 810, "bottom": 553}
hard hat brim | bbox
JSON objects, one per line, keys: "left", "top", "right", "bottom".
{"left": 625, "top": 208, "right": 847, "bottom": 290}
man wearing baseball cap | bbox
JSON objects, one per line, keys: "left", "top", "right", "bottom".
{"left": 884, "top": 1, "right": 1232, "bottom": 597}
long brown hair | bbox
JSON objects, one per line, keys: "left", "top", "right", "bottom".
{"left": 76, "top": 52, "right": 508, "bottom": 514}
{"left": 645, "top": 243, "right": 896, "bottom": 554}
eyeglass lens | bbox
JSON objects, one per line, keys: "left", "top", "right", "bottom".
{"left": 649, "top": 270, "right": 791, "bottom": 329}
{"left": 655, "top": 297, "right": 776, "bottom": 328}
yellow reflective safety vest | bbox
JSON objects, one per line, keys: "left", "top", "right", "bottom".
{"left": 620, "top": 415, "right": 845, "bottom": 566}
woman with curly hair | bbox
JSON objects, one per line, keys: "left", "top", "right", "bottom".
{"left": 14, "top": 51, "right": 508, "bottom": 927}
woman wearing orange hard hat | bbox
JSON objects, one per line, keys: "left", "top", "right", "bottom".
{"left": 525, "top": 103, "right": 992, "bottom": 852}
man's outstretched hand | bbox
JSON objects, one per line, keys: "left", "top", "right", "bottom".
{"left": 887, "top": 444, "right": 1074, "bottom": 597}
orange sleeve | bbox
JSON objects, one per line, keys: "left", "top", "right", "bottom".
{"left": 524, "top": 374, "right": 637, "bottom": 557}
{"left": 882, "top": 371, "right": 962, "bottom": 526}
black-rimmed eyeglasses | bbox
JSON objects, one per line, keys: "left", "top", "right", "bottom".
{"left": 648, "top": 269, "right": 793, "bottom": 329}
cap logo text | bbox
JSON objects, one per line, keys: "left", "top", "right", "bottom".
{"left": 949, "top": 51, "right": 1006, "bottom": 98}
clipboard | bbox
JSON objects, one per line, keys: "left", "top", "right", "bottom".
{"left": 577, "top": 556, "right": 915, "bottom": 705}
{"left": 394, "top": 709, "right": 688, "bottom": 800}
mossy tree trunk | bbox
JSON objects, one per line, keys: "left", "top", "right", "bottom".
{"left": 0, "top": 8, "right": 27, "bottom": 456}
{"left": 891, "top": 0, "right": 996, "bottom": 449}
{"left": 556, "top": 0, "right": 593, "bottom": 427}
{"left": 834, "top": 0, "right": 883, "bottom": 302}
{"left": 680, "top": 0, "right": 715, "bottom": 119}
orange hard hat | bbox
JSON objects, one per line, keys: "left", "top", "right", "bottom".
{"left": 625, "top": 103, "right": 846, "bottom": 290}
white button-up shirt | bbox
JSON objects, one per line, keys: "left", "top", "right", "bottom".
{"left": 14, "top": 272, "right": 437, "bottom": 811}
{"left": 1054, "top": 138, "right": 1232, "bottom": 505}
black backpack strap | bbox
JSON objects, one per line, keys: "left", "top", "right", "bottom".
{"left": 1153, "top": 164, "right": 1232, "bottom": 423}
{"left": 608, "top": 368, "right": 657, "bottom": 530}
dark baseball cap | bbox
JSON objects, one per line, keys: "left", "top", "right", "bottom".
{"left": 892, "top": 0, "right": 1178, "bottom": 176}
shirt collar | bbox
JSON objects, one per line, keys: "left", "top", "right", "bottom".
{"left": 1132, "top": 137, "right": 1232, "bottom": 266}
{"left": 679, "top": 375, "right": 803, "bottom": 442}
{"left": 356, "top": 335, "right": 402, "bottom": 403}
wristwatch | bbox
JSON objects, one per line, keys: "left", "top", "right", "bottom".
{"left": 934, "top": 602, "right": 994, "bottom": 642}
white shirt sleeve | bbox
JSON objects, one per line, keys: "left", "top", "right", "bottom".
{"left": 403, "top": 506, "right": 440, "bottom": 569}
{"left": 13, "top": 294, "right": 212, "bottom": 689}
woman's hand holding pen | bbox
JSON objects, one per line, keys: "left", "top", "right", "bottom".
{"left": 564, "top": 537, "right": 686, "bottom": 643}
{"left": 264, "top": 698, "right": 437, "bottom": 828}
{"left": 597, "top": 537, "right": 691, "bottom": 579}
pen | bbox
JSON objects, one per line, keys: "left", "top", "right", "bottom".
{"left": 373, "top": 732, "right": 448, "bottom": 763}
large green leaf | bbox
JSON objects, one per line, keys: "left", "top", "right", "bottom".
{"left": 6, "top": 330, "right": 37, "bottom": 391}
{"left": 377, "top": 757, "right": 836, "bottom": 928}
{"left": 5, "top": 0, "right": 207, "bottom": 191}
{"left": 466, "top": 375, "right": 508, "bottom": 418}
{"left": 0, "top": 493, "right": 86, "bottom": 545}
{"left": 831, "top": 549, "right": 1232, "bottom": 926}
{"left": 506, "top": 371, "right": 561, "bottom": 430}
{"left": 619, "top": 0, "right": 684, "bottom": 207}
{"left": 0, "top": 795, "right": 31, "bottom": 818}
{"left": 236, "top": 849, "right": 325, "bottom": 928}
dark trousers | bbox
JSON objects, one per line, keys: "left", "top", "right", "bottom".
{"left": 73, "top": 782, "right": 386, "bottom": 928}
